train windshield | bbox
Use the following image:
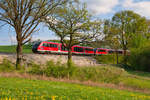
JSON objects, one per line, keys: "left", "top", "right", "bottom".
{"left": 33, "top": 42, "right": 41, "bottom": 48}
{"left": 32, "top": 42, "right": 41, "bottom": 53}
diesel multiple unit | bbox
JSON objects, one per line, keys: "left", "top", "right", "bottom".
{"left": 32, "top": 41, "right": 125, "bottom": 55}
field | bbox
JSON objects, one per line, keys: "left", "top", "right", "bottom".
{"left": 0, "top": 45, "right": 32, "bottom": 53}
{"left": 0, "top": 77, "right": 150, "bottom": 100}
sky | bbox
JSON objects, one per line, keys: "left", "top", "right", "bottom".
{"left": 0, "top": 0, "right": 150, "bottom": 45}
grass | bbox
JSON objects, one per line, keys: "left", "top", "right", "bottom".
{"left": 0, "top": 45, "right": 32, "bottom": 53}
{"left": 0, "top": 77, "right": 150, "bottom": 100}
{"left": 127, "top": 70, "right": 150, "bottom": 78}
{"left": 122, "top": 77, "right": 150, "bottom": 90}
{"left": 122, "top": 71, "right": 150, "bottom": 90}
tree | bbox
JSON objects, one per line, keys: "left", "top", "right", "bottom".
{"left": 0, "top": 0, "right": 67, "bottom": 69}
{"left": 146, "top": 20, "right": 150, "bottom": 40}
{"left": 103, "top": 20, "right": 120, "bottom": 64}
{"left": 111, "top": 10, "right": 148, "bottom": 64}
{"left": 45, "top": 2, "right": 102, "bottom": 67}
{"left": 128, "top": 40, "right": 150, "bottom": 71}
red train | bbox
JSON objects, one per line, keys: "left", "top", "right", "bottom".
{"left": 32, "top": 41, "right": 125, "bottom": 55}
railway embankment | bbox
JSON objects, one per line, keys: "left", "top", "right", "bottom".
{"left": 0, "top": 53, "right": 98, "bottom": 66}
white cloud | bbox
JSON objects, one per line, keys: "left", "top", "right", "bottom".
{"left": 122, "top": 0, "right": 150, "bottom": 18}
{"left": 83, "top": 0, "right": 119, "bottom": 15}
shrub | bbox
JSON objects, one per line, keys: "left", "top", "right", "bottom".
{"left": 28, "top": 63, "right": 43, "bottom": 75}
{"left": 44, "top": 60, "right": 76, "bottom": 78}
{"left": 128, "top": 41, "right": 150, "bottom": 72}
{"left": 0, "top": 59, "right": 15, "bottom": 72}
{"left": 27, "top": 60, "right": 127, "bottom": 84}
{"left": 95, "top": 55, "right": 124, "bottom": 64}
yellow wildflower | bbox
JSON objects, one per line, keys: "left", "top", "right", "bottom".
{"left": 51, "top": 96, "right": 58, "bottom": 100}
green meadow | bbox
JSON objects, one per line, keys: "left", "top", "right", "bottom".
{"left": 0, "top": 77, "right": 150, "bottom": 100}
{"left": 0, "top": 45, "right": 32, "bottom": 53}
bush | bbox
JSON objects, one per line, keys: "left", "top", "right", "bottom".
{"left": 95, "top": 55, "right": 124, "bottom": 64}
{"left": 0, "top": 59, "right": 15, "bottom": 72}
{"left": 28, "top": 60, "right": 76, "bottom": 78}
{"left": 128, "top": 41, "right": 150, "bottom": 72}
{"left": 28, "top": 60, "right": 126, "bottom": 84}
{"left": 28, "top": 63, "right": 43, "bottom": 75}
{"left": 44, "top": 60, "right": 68, "bottom": 78}
{"left": 44, "top": 60, "right": 76, "bottom": 78}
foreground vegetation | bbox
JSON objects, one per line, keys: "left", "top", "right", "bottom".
{"left": 0, "top": 77, "right": 150, "bottom": 100}
{"left": 1, "top": 59, "right": 150, "bottom": 93}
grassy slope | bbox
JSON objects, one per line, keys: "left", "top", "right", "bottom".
{"left": 123, "top": 71, "right": 150, "bottom": 90}
{"left": 128, "top": 70, "right": 150, "bottom": 78}
{"left": 0, "top": 45, "right": 32, "bottom": 53}
{"left": 0, "top": 77, "right": 150, "bottom": 100}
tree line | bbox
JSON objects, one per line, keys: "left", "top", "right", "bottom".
{"left": 0, "top": 0, "right": 150, "bottom": 70}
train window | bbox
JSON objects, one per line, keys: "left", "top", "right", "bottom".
{"left": 49, "top": 44, "right": 57, "bottom": 48}
{"left": 108, "top": 50, "right": 114, "bottom": 54}
{"left": 47, "top": 43, "right": 50, "bottom": 47}
{"left": 118, "top": 51, "right": 122, "bottom": 54}
{"left": 50, "top": 44, "right": 53, "bottom": 47}
{"left": 61, "top": 45, "right": 68, "bottom": 51}
{"left": 33, "top": 42, "right": 41, "bottom": 48}
{"left": 85, "top": 48, "right": 93, "bottom": 51}
{"left": 43, "top": 43, "right": 48, "bottom": 47}
{"left": 98, "top": 49, "right": 106, "bottom": 52}
{"left": 54, "top": 44, "right": 57, "bottom": 48}
{"left": 74, "top": 47, "right": 84, "bottom": 52}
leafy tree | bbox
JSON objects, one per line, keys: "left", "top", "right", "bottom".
{"left": 111, "top": 10, "right": 148, "bottom": 64}
{"left": 45, "top": 2, "right": 102, "bottom": 67}
{"left": 128, "top": 40, "right": 150, "bottom": 71}
{"left": 104, "top": 20, "right": 121, "bottom": 64}
{"left": 0, "top": 0, "right": 67, "bottom": 69}
{"left": 145, "top": 20, "right": 150, "bottom": 40}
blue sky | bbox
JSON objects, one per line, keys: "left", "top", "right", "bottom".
{"left": 0, "top": 0, "right": 150, "bottom": 45}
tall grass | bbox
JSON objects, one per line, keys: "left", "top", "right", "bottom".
{"left": 28, "top": 60, "right": 126, "bottom": 84}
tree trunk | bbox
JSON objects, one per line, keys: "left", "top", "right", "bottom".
{"left": 67, "top": 47, "right": 72, "bottom": 68}
{"left": 123, "top": 47, "right": 127, "bottom": 65}
{"left": 115, "top": 50, "right": 119, "bottom": 64}
{"left": 116, "top": 52, "right": 119, "bottom": 64}
{"left": 16, "top": 42, "right": 23, "bottom": 69}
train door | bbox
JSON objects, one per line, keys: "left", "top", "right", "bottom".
{"left": 58, "top": 44, "right": 61, "bottom": 52}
